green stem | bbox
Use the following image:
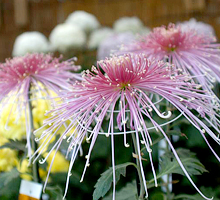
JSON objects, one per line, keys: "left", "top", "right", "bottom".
{"left": 28, "top": 88, "right": 40, "bottom": 183}
{"left": 165, "top": 103, "right": 172, "bottom": 199}
{"left": 131, "top": 133, "right": 145, "bottom": 200}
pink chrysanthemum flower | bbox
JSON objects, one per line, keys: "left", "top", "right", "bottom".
{"left": 119, "top": 24, "right": 220, "bottom": 96}
{"left": 0, "top": 53, "right": 81, "bottom": 157}
{"left": 33, "top": 54, "right": 220, "bottom": 200}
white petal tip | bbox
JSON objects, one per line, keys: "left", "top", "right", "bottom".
{"left": 125, "top": 143, "right": 130, "bottom": 148}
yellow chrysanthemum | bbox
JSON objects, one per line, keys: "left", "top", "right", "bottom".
{"left": 17, "top": 150, "right": 69, "bottom": 182}
{"left": 0, "top": 100, "right": 26, "bottom": 140}
{"left": 0, "top": 136, "right": 18, "bottom": 172}
{"left": 0, "top": 89, "right": 72, "bottom": 179}
{"left": 32, "top": 90, "right": 59, "bottom": 127}
{"left": 39, "top": 150, "right": 70, "bottom": 180}
{"left": 45, "top": 150, "right": 69, "bottom": 173}
{"left": 0, "top": 90, "right": 57, "bottom": 140}
{"left": 17, "top": 159, "right": 32, "bottom": 181}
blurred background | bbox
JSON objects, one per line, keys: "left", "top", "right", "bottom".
{"left": 0, "top": 0, "right": 220, "bottom": 62}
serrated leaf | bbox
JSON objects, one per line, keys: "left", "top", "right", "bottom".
{"left": 148, "top": 148, "right": 207, "bottom": 184}
{"left": 93, "top": 162, "right": 136, "bottom": 200}
{"left": 0, "top": 139, "right": 26, "bottom": 151}
{"left": 0, "top": 168, "right": 20, "bottom": 188}
{"left": 103, "top": 180, "right": 138, "bottom": 200}
{"left": 45, "top": 185, "right": 64, "bottom": 200}
{"left": 158, "top": 148, "right": 208, "bottom": 178}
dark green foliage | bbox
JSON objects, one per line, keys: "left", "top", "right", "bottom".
{"left": 93, "top": 162, "right": 136, "bottom": 200}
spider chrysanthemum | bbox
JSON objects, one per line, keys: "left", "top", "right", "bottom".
{"left": 119, "top": 23, "right": 220, "bottom": 96}
{"left": 33, "top": 54, "right": 220, "bottom": 200}
{"left": 0, "top": 53, "right": 81, "bottom": 156}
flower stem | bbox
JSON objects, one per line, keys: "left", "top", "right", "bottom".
{"left": 158, "top": 101, "right": 172, "bottom": 197}
{"left": 28, "top": 89, "right": 40, "bottom": 183}
{"left": 131, "top": 133, "right": 145, "bottom": 200}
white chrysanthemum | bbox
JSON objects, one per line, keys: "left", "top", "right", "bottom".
{"left": 97, "top": 32, "right": 135, "bottom": 60}
{"left": 49, "top": 23, "right": 86, "bottom": 53}
{"left": 65, "top": 10, "right": 100, "bottom": 33}
{"left": 139, "top": 26, "right": 151, "bottom": 35}
{"left": 113, "top": 16, "right": 144, "bottom": 33}
{"left": 178, "top": 18, "right": 215, "bottom": 37}
{"left": 88, "top": 28, "right": 114, "bottom": 49}
{"left": 12, "top": 32, "right": 51, "bottom": 56}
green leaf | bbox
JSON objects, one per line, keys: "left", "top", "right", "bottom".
{"left": 93, "top": 162, "right": 136, "bottom": 200}
{"left": 91, "top": 135, "right": 110, "bottom": 160}
{"left": 170, "top": 117, "right": 190, "bottom": 128}
{"left": 0, "top": 168, "right": 20, "bottom": 188}
{"left": 45, "top": 185, "right": 64, "bottom": 200}
{"left": 148, "top": 148, "right": 208, "bottom": 184}
{"left": 0, "top": 139, "right": 26, "bottom": 151}
{"left": 174, "top": 186, "right": 220, "bottom": 200}
{"left": 0, "top": 169, "right": 20, "bottom": 198}
{"left": 181, "top": 126, "right": 205, "bottom": 148}
{"left": 103, "top": 180, "right": 138, "bottom": 200}
{"left": 159, "top": 148, "right": 207, "bottom": 177}
{"left": 150, "top": 192, "right": 169, "bottom": 200}
{"left": 174, "top": 194, "right": 207, "bottom": 200}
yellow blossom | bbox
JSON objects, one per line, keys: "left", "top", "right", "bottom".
{"left": 45, "top": 150, "right": 69, "bottom": 173}
{"left": 0, "top": 100, "right": 26, "bottom": 140}
{"left": 0, "top": 90, "right": 57, "bottom": 140}
{"left": 0, "top": 136, "right": 18, "bottom": 172}
{"left": 39, "top": 150, "right": 70, "bottom": 181}
{"left": 17, "top": 159, "right": 32, "bottom": 181}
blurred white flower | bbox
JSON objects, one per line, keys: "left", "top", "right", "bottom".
{"left": 97, "top": 32, "right": 135, "bottom": 60}
{"left": 88, "top": 28, "right": 114, "bottom": 49}
{"left": 65, "top": 10, "right": 100, "bottom": 33}
{"left": 113, "top": 16, "right": 144, "bottom": 33}
{"left": 139, "top": 26, "right": 151, "bottom": 35}
{"left": 178, "top": 18, "right": 215, "bottom": 37}
{"left": 12, "top": 32, "right": 51, "bottom": 56}
{"left": 49, "top": 23, "right": 86, "bottom": 53}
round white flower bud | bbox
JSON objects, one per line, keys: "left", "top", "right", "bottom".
{"left": 113, "top": 16, "right": 144, "bottom": 34}
{"left": 88, "top": 28, "right": 114, "bottom": 49}
{"left": 49, "top": 23, "right": 86, "bottom": 53}
{"left": 12, "top": 32, "right": 51, "bottom": 56}
{"left": 65, "top": 10, "right": 100, "bottom": 33}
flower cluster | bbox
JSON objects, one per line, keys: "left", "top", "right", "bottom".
{"left": 2, "top": 19, "right": 220, "bottom": 200}
{"left": 33, "top": 54, "right": 220, "bottom": 199}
